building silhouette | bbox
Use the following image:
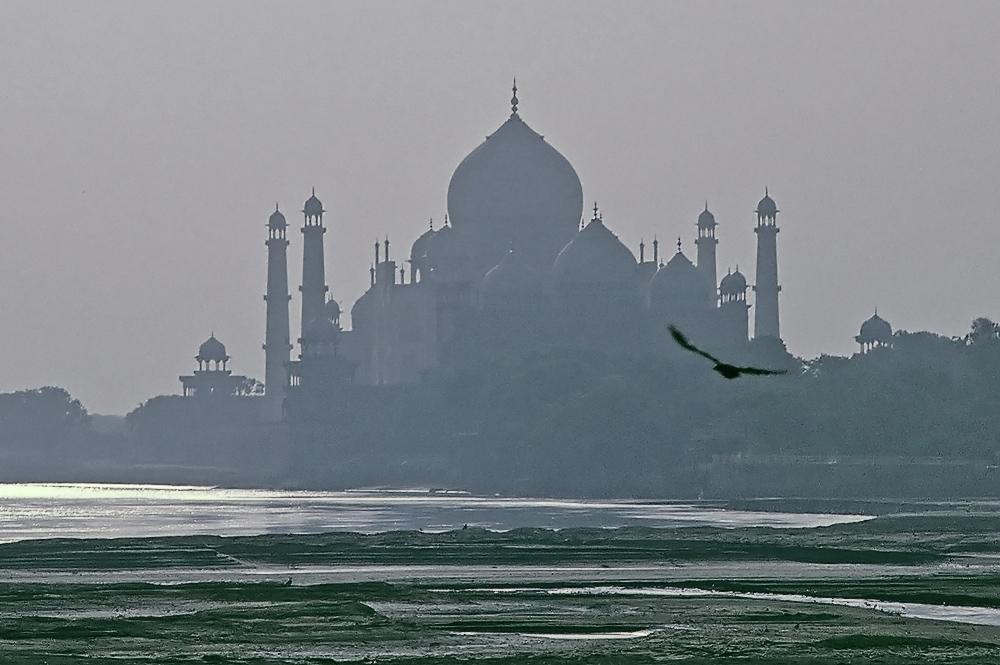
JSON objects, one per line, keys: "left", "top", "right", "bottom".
{"left": 856, "top": 309, "right": 893, "bottom": 353}
{"left": 262, "top": 205, "right": 291, "bottom": 421}
{"left": 179, "top": 335, "right": 248, "bottom": 397}
{"left": 264, "top": 85, "right": 788, "bottom": 405}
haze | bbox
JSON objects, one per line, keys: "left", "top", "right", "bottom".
{"left": 1, "top": 1, "right": 998, "bottom": 414}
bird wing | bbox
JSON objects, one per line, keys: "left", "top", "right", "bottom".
{"left": 669, "top": 326, "right": 722, "bottom": 364}
{"left": 734, "top": 366, "right": 788, "bottom": 376}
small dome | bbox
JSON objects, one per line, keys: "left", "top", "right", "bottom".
{"left": 859, "top": 311, "right": 893, "bottom": 342}
{"left": 756, "top": 190, "right": 778, "bottom": 218}
{"left": 268, "top": 205, "right": 287, "bottom": 229}
{"left": 303, "top": 190, "right": 324, "bottom": 217}
{"left": 697, "top": 205, "right": 716, "bottom": 229}
{"left": 720, "top": 269, "right": 747, "bottom": 295}
{"left": 649, "top": 250, "right": 713, "bottom": 307}
{"left": 350, "top": 288, "right": 376, "bottom": 331}
{"left": 423, "top": 224, "right": 472, "bottom": 282}
{"left": 410, "top": 224, "right": 437, "bottom": 261}
{"left": 481, "top": 246, "right": 542, "bottom": 297}
{"left": 553, "top": 215, "right": 637, "bottom": 288}
{"left": 197, "top": 335, "right": 228, "bottom": 363}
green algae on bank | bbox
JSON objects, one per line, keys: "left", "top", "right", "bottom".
{"left": 0, "top": 510, "right": 999, "bottom": 663}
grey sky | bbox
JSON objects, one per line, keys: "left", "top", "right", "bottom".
{"left": 1, "top": 2, "right": 998, "bottom": 414}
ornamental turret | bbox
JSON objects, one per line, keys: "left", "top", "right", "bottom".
{"left": 299, "top": 189, "right": 329, "bottom": 349}
{"left": 262, "top": 204, "right": 291, "bottom": 421}
{"left": 695, "top": 202, "right": 718, "bottom": 305}
{"left": 753, "top": 189, "right": 781, "bottom": 339}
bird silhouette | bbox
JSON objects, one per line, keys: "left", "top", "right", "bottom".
{"left": 669, "top": 325, "right": 787, "bottom": 379}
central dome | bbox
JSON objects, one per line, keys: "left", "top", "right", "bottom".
{"left": 446, "top": 104, "right": 584, "bottom": 274}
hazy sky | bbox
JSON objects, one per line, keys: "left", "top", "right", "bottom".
{"left": 2, "top": 2, "right": 999, "bottom": 414}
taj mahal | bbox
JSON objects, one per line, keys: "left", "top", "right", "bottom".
{"left": 185, "top": 85, "right": 798, "bottom": 421}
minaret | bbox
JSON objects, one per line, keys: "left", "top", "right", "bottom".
{"left": 695, "top": 202, "right": 718, "bottom": 305}
{"left": 299, "top": 189, "right": 328, "bottom": 342}
{"left": 753, "top": 188, "right": 781, "bottom": 339}
{"left": 262, "top": 204, "right": 291, "bottom": 422}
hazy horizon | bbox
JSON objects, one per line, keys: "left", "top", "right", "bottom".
{"left": 2, "top": 2, "right": 999, "bottom": 414}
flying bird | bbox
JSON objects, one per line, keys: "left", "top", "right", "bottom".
{"left": 669, "top": 326, "right": 787, "bottom": 379}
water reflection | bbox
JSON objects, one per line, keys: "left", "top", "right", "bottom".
{"left": 0, "top": 483, "right": 871, "bottom": 542}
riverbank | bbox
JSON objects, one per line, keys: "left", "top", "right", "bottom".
{"left": 1, "top": 507, "right": 999, "bottom": 662}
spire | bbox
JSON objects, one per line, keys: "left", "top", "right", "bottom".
{"left": 511, "top": 78, "right": 519, "bottom": 115}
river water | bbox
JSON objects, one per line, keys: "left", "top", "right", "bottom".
{"left": 0, "top": 482, "right": 870, "bottom": 542}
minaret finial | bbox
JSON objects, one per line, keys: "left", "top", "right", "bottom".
{"left": 653, "top": 236, "right": 659, "bottom": 265}
{"left": 375, "top": 239, "right": 380, "bottom": 265}
{"left": 639, "top": 239, "right": 645, "bottom": 263}
{"left": 385, "top": 235, "right": 390, "bottom": 262}
{"left": 511, "top": 78, "right": 519, "bottom": 115}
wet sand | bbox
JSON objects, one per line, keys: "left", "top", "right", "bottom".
{"left": 2, "top": 509, "right": 1000, "bottom": 663}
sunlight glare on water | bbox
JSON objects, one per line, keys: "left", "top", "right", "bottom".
{"left": 0, "top": 483, "right": 871, "bottom": 543}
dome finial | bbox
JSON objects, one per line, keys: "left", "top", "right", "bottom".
{"left": 275, "top": 202, "right": 280, "bottom": 212}
{"left": 592, "top": 201, "right": 599, "bottom": 221}
{"left": 677, "top": 237, "right": 682, "bottom": 254}
{"left": 429, "top": 217, "right": 434, "bottom": 231}
{"left": 705, "top": 200, "right": 709, "bottom": 211}
{"left": 312, "top": 186, "right": 316, "bottom": 196}
{"left": 511, "top": 78, "right": 519, "bottom": 115}
{"left": 444, "top": 213, "right": 450, "bottom": 227}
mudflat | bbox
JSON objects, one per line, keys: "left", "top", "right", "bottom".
{"left": 1, "top": 507, "right": 999, "bottom": 663}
